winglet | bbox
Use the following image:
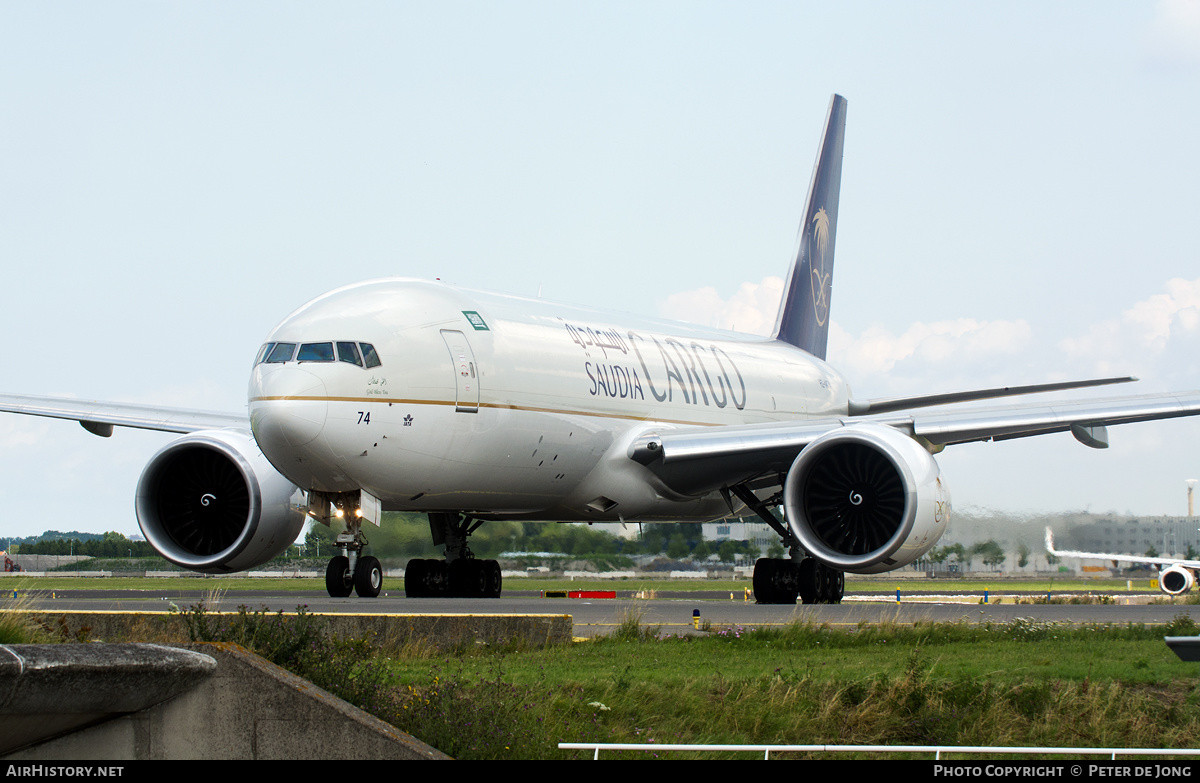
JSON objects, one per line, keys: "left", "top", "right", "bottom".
{"left": 773, "top": 94, "right": 847, "bottom": 360}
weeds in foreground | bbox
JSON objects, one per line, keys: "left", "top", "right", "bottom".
{"left": 164, "top": 603, "right": 1200, "bottom": 759}
{"left": 1152, "top": 593, "right": 1200, "bottom": 605}
{"left": 1016, "top": 594, "right": 1116, "bottom": 605}
{"left": 0, "top": 591, "right": 51, "bottom": 643}
{"left": 0, "top": 592, "right": 93, "bottom": 643}
{"left": 175, "top": 602, "right": 392, "bottom": 716}
{"left": 610, "top": 602, "right": 662, "bottom": 642}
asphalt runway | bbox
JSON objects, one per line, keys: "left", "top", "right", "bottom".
{"left": 21, "top": 587, "right": 1200, "bottom": 638}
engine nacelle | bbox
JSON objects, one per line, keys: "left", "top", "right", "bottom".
{"left": 1160, "top": 564, "right": 1195, "bottom": 596}
{"left": 783, "top": 423, "right": 951, "bottom": 574}
{"left": 135, "top": 430, "right": 307, "bottom": 573}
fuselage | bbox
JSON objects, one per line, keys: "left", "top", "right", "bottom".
{"left": 247, "top": 278, "right": 851, "bottom": 522}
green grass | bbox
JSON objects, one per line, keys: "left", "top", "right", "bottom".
{"left": 370, "top": 616, "right": 1200, "bottom": 758}
{"left": 146, "top": 598, "right": 1200, "bottom": 759}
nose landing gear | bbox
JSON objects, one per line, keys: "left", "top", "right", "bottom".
{"left": 314, "top": 491, "right": 384, "bottom": 598}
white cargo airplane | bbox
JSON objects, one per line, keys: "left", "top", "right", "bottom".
{"left": 1045, "top": 528, "right": 1200, "bottom": 596}
{"left": 3, "top": 95, "right": 1200, "bottom": 604}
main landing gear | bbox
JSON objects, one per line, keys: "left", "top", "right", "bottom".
{"left": 753, "top": 557, "right": 844, "bottom": 605}
{"left": 729, "top": 484, "right": 844, "bottom": 605}
{"left": 405, "top": 512, "right": 503, "bottom": 598}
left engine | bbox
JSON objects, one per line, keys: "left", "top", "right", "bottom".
{"left": 782, "top": 422, "right": 951, "bottom": 574}
{"left": 135, "top": 430, "right": 307, "bottom": 573}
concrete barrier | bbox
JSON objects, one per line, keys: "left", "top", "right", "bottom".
{"left": 0, "top": 643, "right": 215, "bottom": 756}
{"left": 1, "top": 642, "right": 449, "bottom": 760}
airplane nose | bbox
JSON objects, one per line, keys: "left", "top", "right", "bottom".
{"left": 249, "top": 366, "right": 328, "bottom": 449}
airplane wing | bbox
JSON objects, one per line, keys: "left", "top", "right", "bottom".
{"left": 631, "top": 389, "right": 1200, "bottom": 497}
{"left": 1044, "top": 527, "right": 1200, "bottom": 569}
{"left": 0, "top": 393, "right": 247, "bottom": 437}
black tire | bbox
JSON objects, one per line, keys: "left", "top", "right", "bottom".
{"left": 354, "top": 555, "right": 383, "bottom": 598}
{"left": 798, "top": 559, "right": 820, "bottom": 604}
{"left": 753, "top": 558, "right": 776, "bottom": 604}
{"left": 326, "top": 556, "right": 353, "bottom": 598}
{"left": 754, "top": 558, "right": 798, "bottom": 605}
{"left": 405, "top": 559, "right": 426, "bottom": 597}
{"left": 827, "top": 568, "right": 845, "bottom": 604}
{"left": 448, "top": 558, "right": 470, "bottom": 597}
{"left": 469, "top": 559, "right": 489, "bottom": 597}
{"left": 485, "top": 560, "right": 503, "bottom": 598}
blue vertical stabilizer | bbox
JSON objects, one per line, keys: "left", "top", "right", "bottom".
{"left": 772, "top": 94, "right": 847, "bottom": 360}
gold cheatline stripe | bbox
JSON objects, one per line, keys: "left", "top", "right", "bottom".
{"left": 249, "top": 395, "right": 724, "bottom": 427}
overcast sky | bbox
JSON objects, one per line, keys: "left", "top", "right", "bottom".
{"left": 2, "top": 2, "right": 1199, "bottom": 539}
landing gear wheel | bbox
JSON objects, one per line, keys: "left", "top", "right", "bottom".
{"left": 797, "top": 559, "right": 820, "bottom": 604}
{"left": 447, "top": 558, "right": 465, "bottom": 596}
{"left": 824, "top": 567, "right": 845, "bottom": 604}
{"left": 754, "top": 558, "right": 798, "bottom": 604}
{"left": 448, "top": 559, "right": 492, "bottom": 597}
{"left": 405, "top": 559, "right": 428, "bottom": 597}
{"left": 484, "top": 560, "right": 502, "bottom": 598}
{"left": 325, "top": 556, "right": 353, "bottom": 597}
{"left": 753, "top": 558, "right": 775, "bottom": 603}
{"left": 354, "top": 555, "right": 383, "bottom": 598}
{"left": 466, "top": 560, "right": 488, "bottom": 597}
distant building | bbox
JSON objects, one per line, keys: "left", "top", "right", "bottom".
{"left": 702, "top": 519, "right": 776, "bottom": 553}
{"left": 1071, "top": 516, "right": 1200, "bottom": 558}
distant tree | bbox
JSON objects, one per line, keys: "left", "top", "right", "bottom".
{"left": 666, "top": 533, "right": 690, "bottom": 560}
{"left": 1017, "top": 542, "right": 1030, "bottom": 569}
{"left": 945, "top": 543, "right": 967, "bottom": 567}
{"left": 979, "top": 541, "right": 1006, "bottom": 570}
{"left": 766, "top": 541, "right": 786, "bottom": 560}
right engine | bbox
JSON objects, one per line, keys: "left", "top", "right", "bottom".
{"left": 1160, "top": 564, "right": 1195, "bottom": 596}
{"left": 135, "top": 430, "right": 307, "bottom": 573}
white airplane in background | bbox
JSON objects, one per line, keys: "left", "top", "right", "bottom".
{"left": 1045, "top": 528, "right": 1200, "bottom": 596}
{"left": 3, "top": 94, "right": 1200, "bottom": 604}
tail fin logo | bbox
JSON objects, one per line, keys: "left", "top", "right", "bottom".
{"left": 809, "top": 207, "right": 832, "bottom": 327}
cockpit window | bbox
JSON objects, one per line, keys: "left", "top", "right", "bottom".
{"left": 257, "top": 340, "right": 379, "bottom": 367}
{"left": 265, "top": 343, "right": 296, "bottom": 363}
{"left": 255, "top": 343, "right": 275, "bottom": 365}
{"left": 337, "top": 341, "right": 363, "bottom": 367}
{"left": 297, "top": 342, "right": 335, "bottom": 362}
{"left": 360, "top": 343, "right": 382, "bottom": 368}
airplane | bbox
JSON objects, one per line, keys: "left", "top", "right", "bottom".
{"left": 3, "top": 94, "right": 1200, "bottom": 605}
{"left": 1045, "top": 527, "right": 1200, "bottom": 596}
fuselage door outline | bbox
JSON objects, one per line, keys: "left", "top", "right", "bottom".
{"left": 441, "top": 329, "right": 480, "bottom": 413}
